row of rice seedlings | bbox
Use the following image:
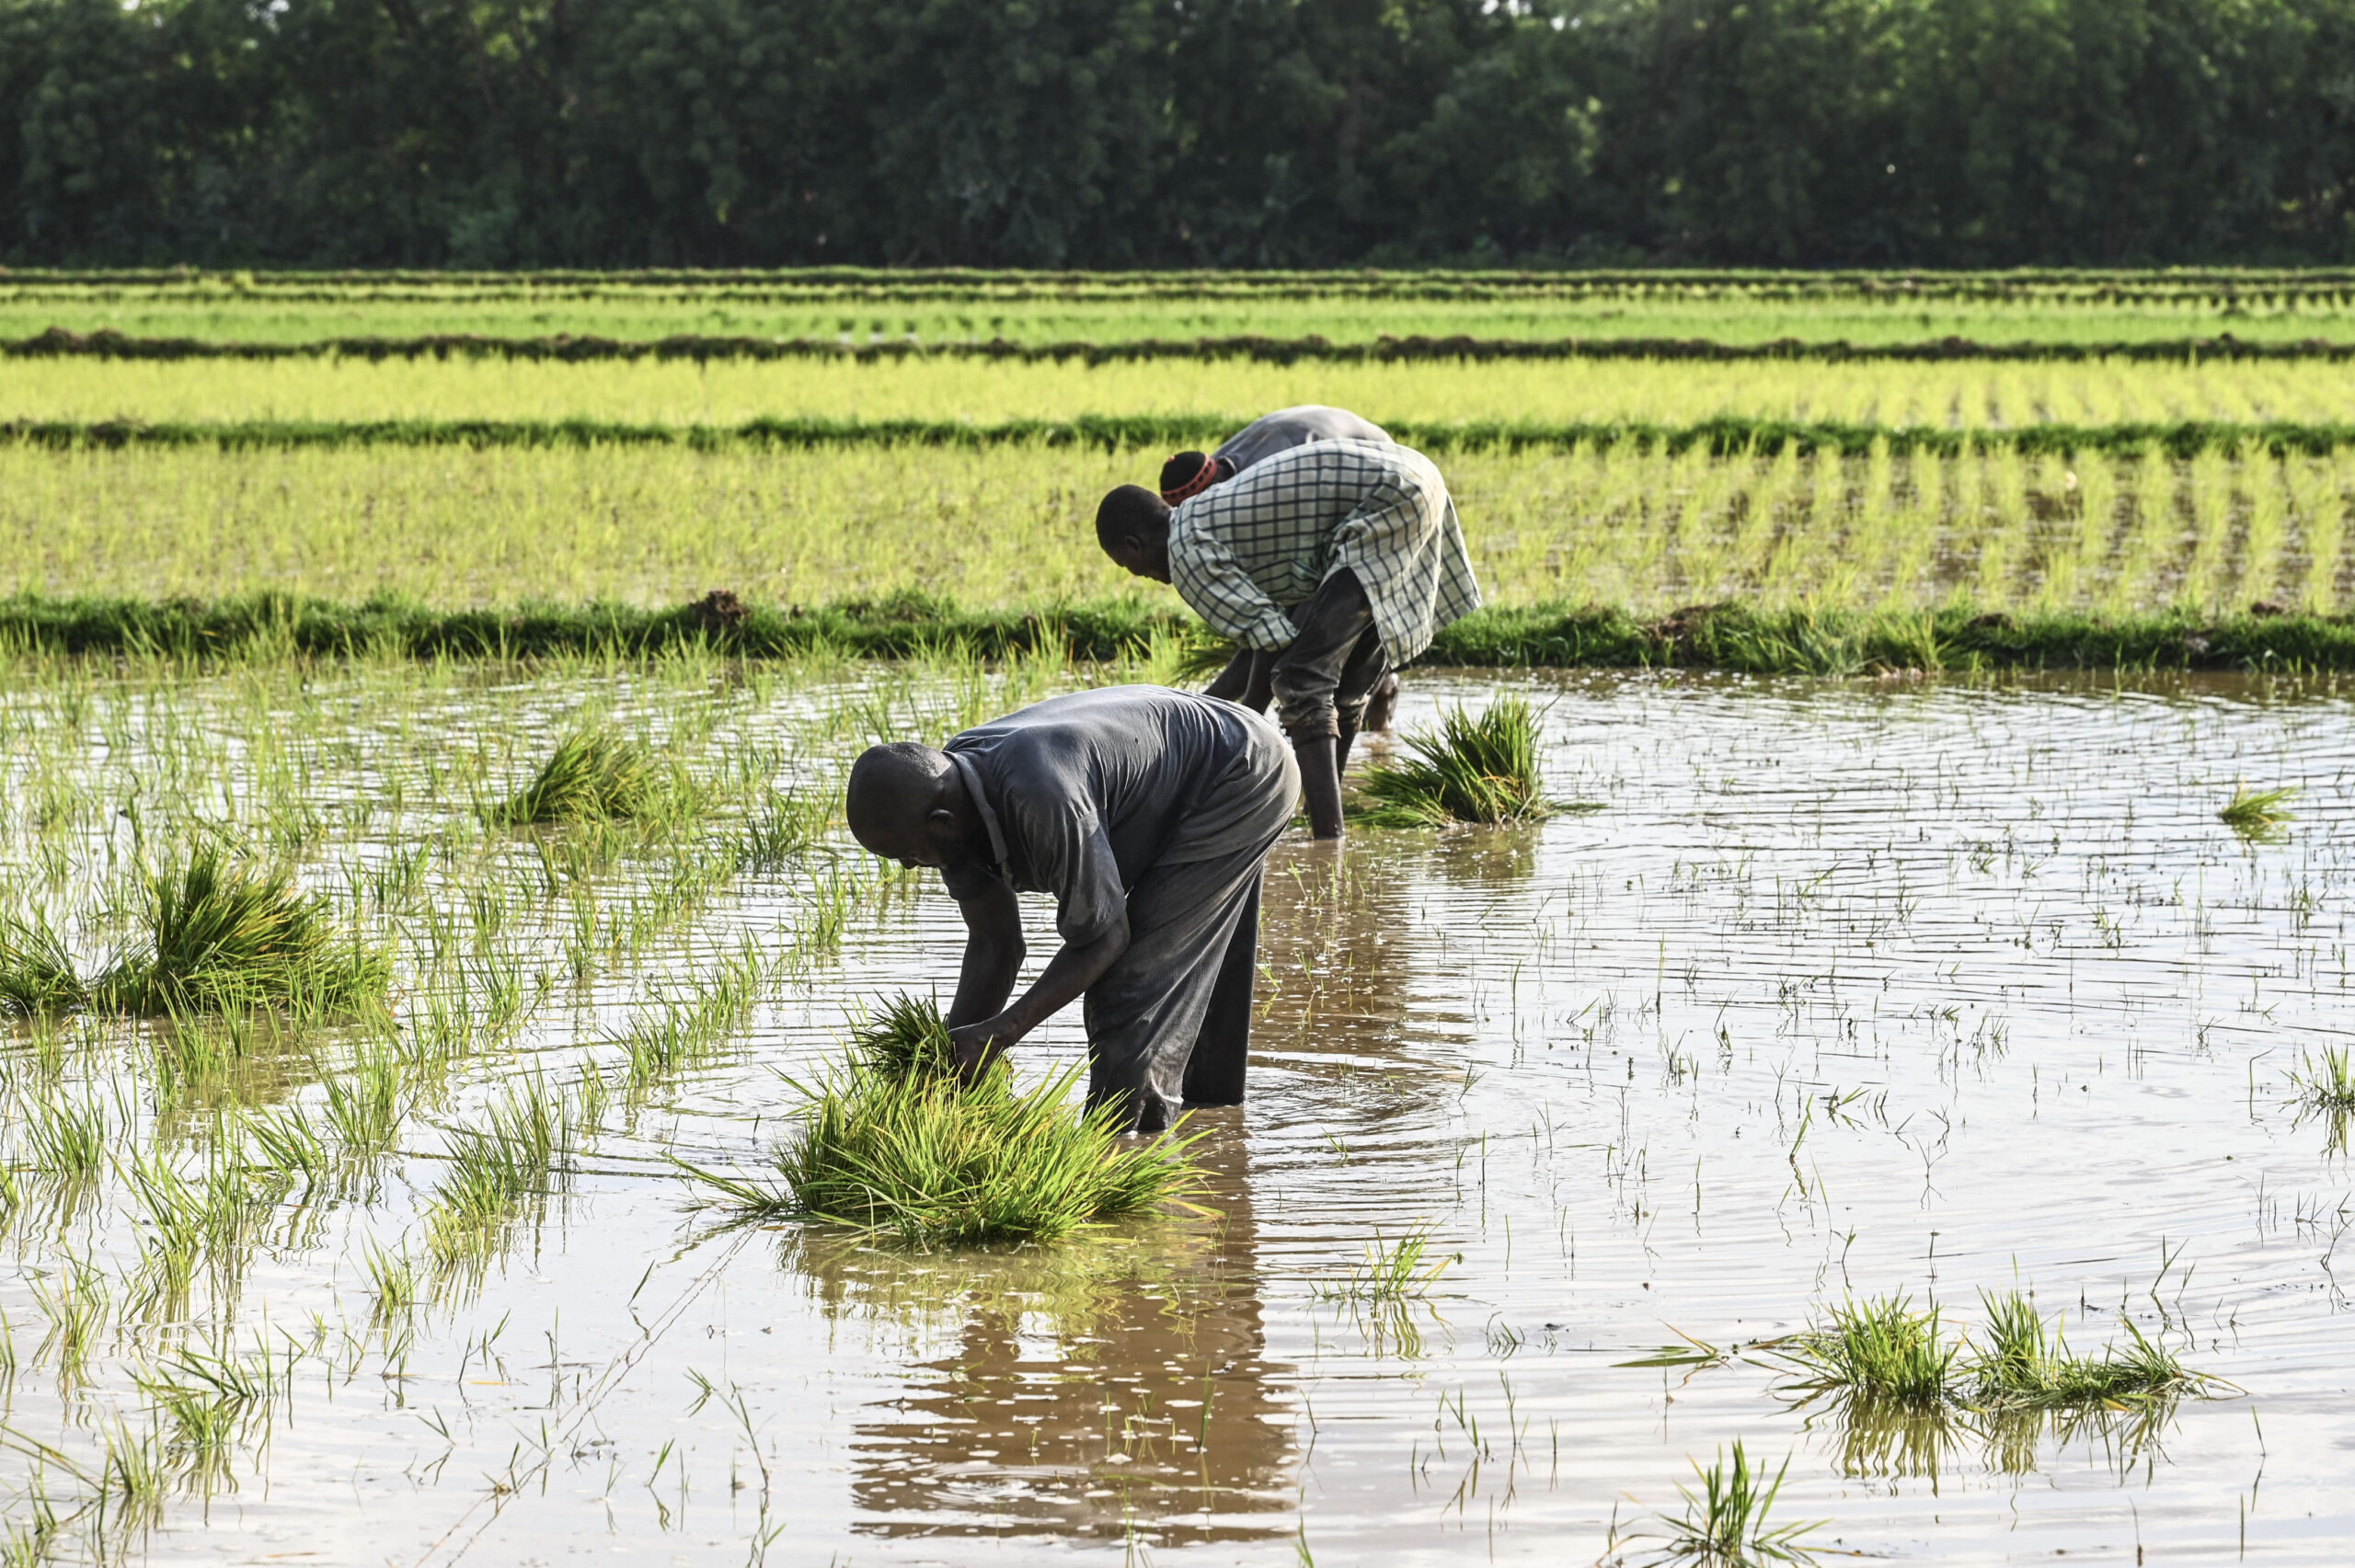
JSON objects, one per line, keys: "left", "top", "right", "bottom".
{"left": 19, "top": 349, "right": 2355, "bottom": 429}
{"left": 610, "top": 943, "right": 766, "bottom": 1097}
{"left": 10, "top": 271, "right": 2350, "bottom": 343}
{"left": 1357, "top": 697, "right": 1557, "bottom": 828}
{"left": 1785, "top": 1291, "right": 2214, "bottom": 1411}
{"left": 422, "top": 1072, "right": 592, "bottom": 1280}
{"left": 686, "top": 1000, "right": 1205, "bottom": 1246}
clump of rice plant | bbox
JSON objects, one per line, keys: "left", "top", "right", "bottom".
{"left": 1783, "top": 1295, "right": 1957, "bottom": 1406}
{"left": 684, "top": 1058, "right": 1203, "bottom": 1247}
{"left": 852, "top": 994, "right": 957, "bottom": 1081}
{"left": 1310, "top": 1223, "right": 1454, "bottom": 1303}
{"left": 489, "top": 725, "right": 667, "bottom": 827}
{"left": 96, "top": 848, "right": 388, "bottom": 1016}
{"left": 1963, "top": 1290, "right": 2213, "bottom": 1408}
{"left": 2218, "top": 780, "right": 2297, "bottom": 841}
{"left": 0, "top": 912, "right": 86, "bottom": 1018}
{"left": 2288, "top": 1045, "right": 2355, "bottom": 1114}
{"left": 1644, "top": 1441, "right": 1824, "bottom": 1566}
{"left": 1357, "top": 696, "right": 1553, "bottom": 828}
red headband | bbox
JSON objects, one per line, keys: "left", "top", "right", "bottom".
{"left": 1160, "top": 456, "right": 1221, "bottom": 507}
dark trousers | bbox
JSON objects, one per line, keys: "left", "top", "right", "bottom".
{"left": 1205, "top": 568, "right": 1391, "bottom": 742}
{"left": 1083, "top": 847, "right": 1269, "bottom": 1132}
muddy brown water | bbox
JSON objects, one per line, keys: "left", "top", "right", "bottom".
{"left": 4, "top": 665, "right": 2352, "bottom": 1564}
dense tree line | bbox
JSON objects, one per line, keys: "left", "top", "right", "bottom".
{"left": 4, "top": 0, "right": 2354, "bottom": 269}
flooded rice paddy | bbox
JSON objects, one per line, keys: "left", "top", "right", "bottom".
{"left": 1, "top": 653, "right": 2350, "bottom": 1564}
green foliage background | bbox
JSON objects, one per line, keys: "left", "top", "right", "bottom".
{"left": 5, "top": 0, "right": 2355, "bottom": 269}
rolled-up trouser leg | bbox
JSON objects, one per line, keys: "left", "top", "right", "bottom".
{"left": 1083, "top": 825, "right": 1283, "bottom": 1132}
{"left": 1271, "top": 568, "right": 1392, "bottom": 742}
{"left": 1179, "top": 869, "right": 1260, "bottom": 1107}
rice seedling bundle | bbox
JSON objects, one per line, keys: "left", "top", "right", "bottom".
{"left": 1785, "top": 1295, "right": 1958, "bottom": 1407}
{"left": 490, "top": 727, "right": 666, "bottom": 827}
{"left": 689, "top": 1000, "right": 1204, "bottom": 1246}
{"left": 91, "top": 848, "right": 388, "bottom": 1016}
{"left": 1359, "top": 696, "right": 1552, "bottom": 828}
{"left": 851, "top": 993, "right": 958, "bottom": 1081}
{"left": 0, "top": 911, "right": 86, "bottom": 1017}
{"left": 1961, "top": 1290, "right": 2211, "bottom": 1408}
{"left": 1785, "top": 1290, "right": 2213, "bottom": 1411}
{"left": 2219, "top": 781, "right": 2297, "bottom": 840}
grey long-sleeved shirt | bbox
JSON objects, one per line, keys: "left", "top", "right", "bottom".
{"left": 1212, "top": 405, "right": 1391, "bottom": 474}
{"left": 938, "top": 686, "right": 1293, "bottom": 945}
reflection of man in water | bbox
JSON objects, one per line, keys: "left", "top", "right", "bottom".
{"left": 837, "top": 1127, "right": 1298, "bottom": 1547}
{"left": 1097, "top": 438, "right": 1480, "bottom": 840}
{"left": 1154, "top": 406, "right": 1407, "bottom": 750}
{"left": 844, "top": 686, "right": 1297, "bottom": 1132}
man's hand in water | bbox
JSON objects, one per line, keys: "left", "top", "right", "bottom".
{"left": 946, "top": 1017, "right": 1014, "bottom": 1082}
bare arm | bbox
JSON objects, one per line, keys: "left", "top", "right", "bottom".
{"left": 946, "top": 913, "right": 1132, "bottom": 1075}
{"left": 1202, "top": 647, "right": 1254, "bottom": 703}
{"left": 947, "top": 878, "right": 1026, "bottom": 1029}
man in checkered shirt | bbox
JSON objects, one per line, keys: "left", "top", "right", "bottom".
{"left": 1096, "top": 437, "right": 1480, "bottom": 839}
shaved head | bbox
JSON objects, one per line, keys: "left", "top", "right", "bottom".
{"left": 1096, "top": 485, "right": 1173, "bottom": 583}
{"left": 846, "top": 742, "right": 971, "bottom": 866}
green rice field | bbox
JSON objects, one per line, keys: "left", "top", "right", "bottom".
{"left": 3, "top": 272, "right": 2355, "bottom": 1564}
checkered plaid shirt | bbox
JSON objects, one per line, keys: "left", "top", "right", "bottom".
{"left": 1166, "top": 438, "right": 1481, "bottom": 663}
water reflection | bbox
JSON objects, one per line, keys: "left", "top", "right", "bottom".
{"left": 793, "top": 1126, "right": 1300, "bottom": 1548}
{"left": 1791, "top": 1390, "right": 2185, "bottom": 1485}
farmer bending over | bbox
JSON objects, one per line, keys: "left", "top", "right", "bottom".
{"left": 1097, "top": 438, "right": 1480, "bottom": 839}
{"left": 1155, "top": 405, "right": 1405, "bottom": 736}
{"left": 845, "top": 686, "right": 1297, "bottom": 1134}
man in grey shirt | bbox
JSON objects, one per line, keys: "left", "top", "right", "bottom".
{"left": 1157, "top": 405, "right": 1394, "bottom": 507}
{"left": 845, "top": 686, "right": 1298, "bottom": 1134}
